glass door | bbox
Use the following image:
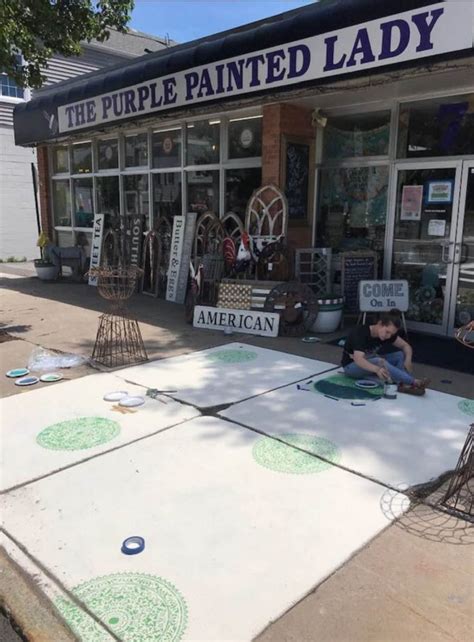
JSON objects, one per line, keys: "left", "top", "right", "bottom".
{"left": 389, "top": 161, "right": 462, "bottom": 335}
{"left": 448, "top": 161, "right": 474, "bottom": 334}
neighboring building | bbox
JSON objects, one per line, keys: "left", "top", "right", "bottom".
{"left": 1, "top": 28, "right": 172, "bottom": 260}
{"left": 13, "top": 0, "right": 474, "bottom": 337}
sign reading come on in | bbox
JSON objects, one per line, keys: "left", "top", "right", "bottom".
{"left": 358, "top": 280, "right": 409, "bottom": 312}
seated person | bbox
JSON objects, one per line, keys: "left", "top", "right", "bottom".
{"left": 341, "top": 309, "right": 428, "bottom": 393}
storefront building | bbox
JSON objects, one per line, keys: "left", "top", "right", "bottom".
{"left": 13, "top": 0, "right": 474, "bottom": 336}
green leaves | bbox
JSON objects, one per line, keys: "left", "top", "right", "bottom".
{"left": 0, "top": 0, "right": 134, "bottom": 88}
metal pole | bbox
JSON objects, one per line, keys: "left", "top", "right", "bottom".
{"left": 31, "top": 162, "right": 41, "bottom": 235}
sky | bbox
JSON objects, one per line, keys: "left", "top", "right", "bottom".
{"left": 130, "top": 0, "right": 316, "bottom": 44}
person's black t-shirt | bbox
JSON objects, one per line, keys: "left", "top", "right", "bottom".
{"left": 341, "top": 325, "right": 398, "bottom": 367}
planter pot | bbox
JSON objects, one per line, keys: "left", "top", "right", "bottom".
{"left": 312, "top": 297, "right": 344, "bottom": 333}
{"left": 34, "top": 262, "right": 58, "bottom": 281}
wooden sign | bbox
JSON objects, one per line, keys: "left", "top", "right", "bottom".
{"left": 341, "top": 251, "right": 377, "bottom": 312}
{"left": 175, "top": 212, "right": 197, "bottom": 305}
{"left": 193, "top": 306, "right": 280, "bottom": 337}
{"left": 358, "top": 280, "right": 409, "bottom": 312}
{"left": 88, "top": 213, "right": 105, "bottom": 286}
{"left": 166, "top": 216, "right": 186, "bottom": 302}
{"left": 129, "top": 214, "right": 143, "bottom": 268}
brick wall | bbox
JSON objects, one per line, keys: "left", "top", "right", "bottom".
{"left": 37, "top": 145, "right": 53, "bottom": 238}
{"left": 262, "top": 103, "right": 315, "bottom": 250}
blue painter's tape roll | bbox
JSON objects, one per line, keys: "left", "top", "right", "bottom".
{"left": 121, "top": 536, "right": 145, "bottom": 555}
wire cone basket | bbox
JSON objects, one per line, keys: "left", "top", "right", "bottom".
{"left": 89, "top": 266, "right": 143, "bottom": 303}
{"left": 89, "top": 265, "right": 147, "bottom": 367}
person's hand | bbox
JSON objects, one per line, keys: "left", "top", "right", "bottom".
{"left": 376, "top": 366, "right": 390, "bottom": 381}
{"left": 404, "top": 359, "right": 413, "bottom": 373}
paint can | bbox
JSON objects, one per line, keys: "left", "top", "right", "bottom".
{"left": 384, "top": 382, "right": 397, "bottom": 399}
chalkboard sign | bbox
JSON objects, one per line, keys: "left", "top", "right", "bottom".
{"left": 284, "top": 141, "right": 309, "bottom": 220}
{"left": 341, "top": 251, "right": 378, "bottom": 312}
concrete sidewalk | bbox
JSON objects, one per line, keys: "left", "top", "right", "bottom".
{"left": 1, "top": 267, "right": 473, "bottom": 642}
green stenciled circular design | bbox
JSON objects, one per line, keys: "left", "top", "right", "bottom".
{"left": 207, "top": 349, "right": 257, "bottom": 364}
{"left": 312, "top": 374, "right": 383, "bottom": 401}
{"left": 55, "top": 573, "right": 188, "bottom": 642}
{"left": 36, "top": 417, "right": 120, "bottom": 451}
{"left": 253, "top": 433, "right": 340, "bottom": 474}
{"left": 458, "top": 399, "right": 474, "bottom": 416}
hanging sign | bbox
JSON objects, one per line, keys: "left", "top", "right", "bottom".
{"left": 358, "top": 280, "right": 409, "bottom": 312}
{"left": 194, "top": 306, "right": 280, "bottom": 337}
{"left": 56, "top": 3, "right": 473, "bottom": 135}
{"left": 166, "top": 215, "right": 186, "bottom": 302}
{"left": 88, "top": 213, "right": 105, "bottom": 286}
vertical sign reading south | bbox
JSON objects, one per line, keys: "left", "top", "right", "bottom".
{"left": 166, "top": 216, "right": 185, "bottom": 302}
{"left": 88, "top": 213, "right": 105, "bottom": 286}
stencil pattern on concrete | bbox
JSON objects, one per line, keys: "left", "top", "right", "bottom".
{"left": 56, "top": 573, "right": 187, "bottom": 642}
{"left": 253, "top": 434, "right": 340, "bottom": 474}
{"left": 116, "top": 342, "right": 336, "bottom": 407}
{"left": 37, "top": 417, "right": 120, "bottom": 451}
{"left": 0, "top": 372, "right": 199, "bottom": 492}
{"left": 458, "top": 399, "right": 474, "bottom": 416}
{"left": 312, "top": 373, "right": 383, "bottom": 401}
{"left": 206, "top": 349, "right": 257, "bottom": 364}
{"left": 1, "top": 416, "right": 396, "bottom": 641}
{"left": 220, "top": 373, "right": 468, "bottom": 487}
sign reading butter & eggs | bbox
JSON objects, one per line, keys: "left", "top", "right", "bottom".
{"left": 58, "top": 3, "right": 472, "bottom": 134}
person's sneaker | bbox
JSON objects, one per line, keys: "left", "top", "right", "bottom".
{"left": 398, "top": 383, "right": 426, "bottom": 396}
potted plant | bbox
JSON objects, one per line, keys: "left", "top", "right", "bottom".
{"left": 34, "top": 232, "right": 57, "bottom": 281}
{"left": 311, "top": 293, "right": 344, "bottom": 333}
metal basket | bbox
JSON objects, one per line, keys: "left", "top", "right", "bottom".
{"left": 89, "top": 266, "right": 143, "bottom": 303}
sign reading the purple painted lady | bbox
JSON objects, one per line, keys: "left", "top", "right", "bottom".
{"left": 58, "top": 3, "right": 473, "bottom": 133}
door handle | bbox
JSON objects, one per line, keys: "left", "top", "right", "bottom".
{"left": 457, "top": 243, "right": 469, "bottom": 265}
{"left": 441, "top": 241, "right": 454, "bottom": 263}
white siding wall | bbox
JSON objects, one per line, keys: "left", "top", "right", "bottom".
{"left": 0, "top": 124, "right": 38, "bottom": 259}
{"left": 1, "top": 46, "right": 130, "bottom": 259}
{"left": 41, "top": 48, "right": 129, "bottom": 86}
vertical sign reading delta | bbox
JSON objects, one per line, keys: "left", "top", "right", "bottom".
{"left": 58, "top": 3, "right": 473, "bottom": 134}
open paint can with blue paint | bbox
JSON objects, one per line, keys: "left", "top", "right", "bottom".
{"left": 384, "top": 382, "right": 397, "bottom": 399}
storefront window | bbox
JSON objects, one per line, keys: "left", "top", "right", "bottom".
{"left": 98, "top": 139, "right": 119, "bottom": 170}
{"left": 52, "top": 146, "right": 69, "bottom": 174}
{"left": 186, "top": 120, "right": 220, "bottom": 165}
{"left": 72, "top": 143, "right": 92, "bottom": 174}
{"left": 187, "top": 170, "right": 219, "bottom": 214}
{"left": 73, "top": 177, "right": 94, "bottom": 227}
{"left": 398, "top": 95, "right": 474, "bottom": 158}
{"left": 52, "top": 180, "right": 71, "bottom": 226}
{"left": 96, "top": 176, "right": 120, "bottom": 226}
{"left": 152, "top": 128, "right": 181, "bottom": 168}
{"left": 225, "top": 168, "right": 261, "bottom": 219}
{"left": 317, "top": 165, "right": 389, "bottom": 274}
{"left": 228, "top": 116, "right": 262, "bottom": 159}
{"left": 153, "top": 172, "right": 182, "bottom": 219}
{"left": 323, "top": 111, "right": 390, "bottom": 160}
{"left": 56, "top": 230, "right": 74, "bottom": 248}
{"left": 391, "top": 167, "right": 457, "bottom": 325}
{"left": 125, "top": 133, "right": 148, "bottom": 167}
{"left": 123, "top": 174, "right": 150, "bottom": 228}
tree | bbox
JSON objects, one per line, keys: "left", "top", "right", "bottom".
{"left": 0, "top": 0, "right": 134, "bottom": 89}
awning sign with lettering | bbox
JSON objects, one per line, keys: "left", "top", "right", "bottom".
{"left": 58, "top": 3, "right": 473, "bottom": 134}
